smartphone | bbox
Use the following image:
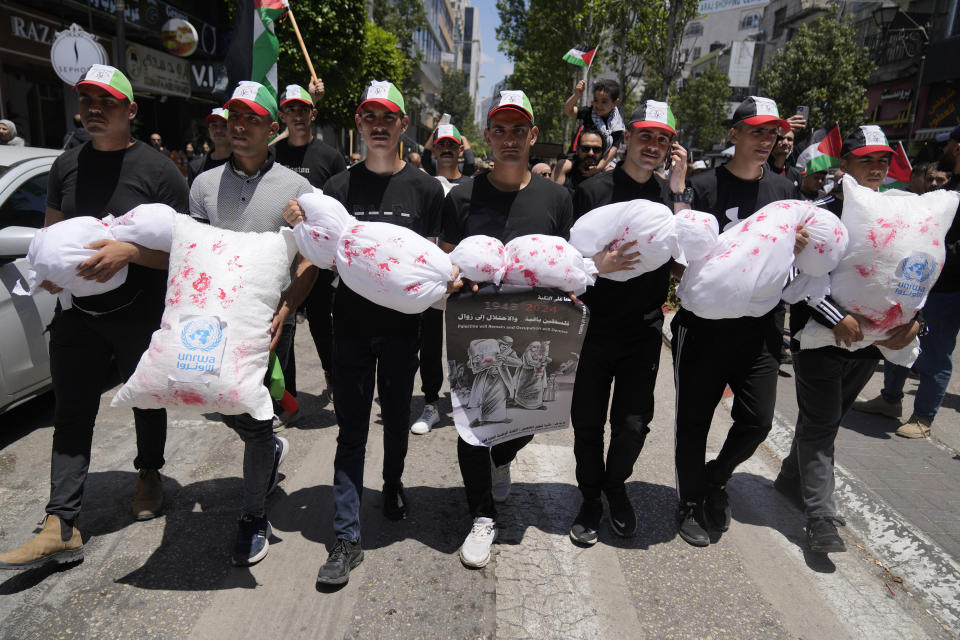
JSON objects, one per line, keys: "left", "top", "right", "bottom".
{"left": 796, "top": 105, "right": 809, "bottom": 120}
{"left": 440, "top": 113, "right": 451, "bottom": 124}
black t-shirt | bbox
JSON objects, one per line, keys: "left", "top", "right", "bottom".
{"left": 46, "top": 140, "right": 190, "bottom": 314}
{"left": 932, "top": 175, "right": 960, "bottom": 294}
{"left": 187, "top": 152, "right": 229, "bottom": 185}
{"left": 563, "top": 163, "right": 593, "bottom": 195}
{"left": 441, "top": 173, "right": 573, "bottom": 245}
{"left": 690, "top": 164, "right": 800, "bottom": 232}
{"left": 767, "top": 160, "right": 802, "bottom": 191}
{"left": 574, "top": 166, "right": 673, "bottom": 333}
{"left": 273, "top": 136, "right": 347, "bottom": 189}
{"left": 323, "top": 162, "right": 445, "bottom": 337}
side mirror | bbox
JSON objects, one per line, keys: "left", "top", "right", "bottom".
{"left": 0, "top": 226, "right": 37, "bottom": 263}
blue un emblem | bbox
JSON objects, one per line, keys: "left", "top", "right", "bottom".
{"left": 895, "top": 252, "right": 936, "bottom": 283}
{"left": 180, "top": 317, "right": 224, "bottom": 352}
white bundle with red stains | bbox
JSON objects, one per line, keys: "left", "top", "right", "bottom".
{"left": 291, "top": 191, "right": 352, "bottom": 269}
{"left": 568, "top": 200, "right": 678, "bottom": 281}
{"left": 677, "top": 200, "right": 847, "bottom": 319}
{"left": 105, "top": 203, "right": 178, "bottom": 252}
{"left": 798, "top": 178, "right": 960, "bottom": 366}
{"left": 501, "top": 235, "right": 596, "bottom": 295}
{"left": 112, "top": 215, "right": 299, "bottom": 419}
{"left": 671, "top": 208, "right": 721, "bottom": 264}
{"left": 22, "top": 216, "right": 128, "bottom": 297}
{"left": 449, "top": 235, "right": 507, "bottom": 284}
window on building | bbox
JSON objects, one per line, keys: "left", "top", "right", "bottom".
{"left": 740, "top": 11, "right": 761, "bottom": 30}
{"left": 692, "top": 46, "right": 702, "bottom": 60}
{"left": 685, "top": 22, "right": 703, "bottom": 37}
{"left": 773, "top": 8, "right": 786, "bottom": 38}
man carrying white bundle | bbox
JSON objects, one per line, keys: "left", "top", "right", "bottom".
{"left": 775, "top": 127, "right": 923, "bottom": 553}
{"left": 285, "top": 80, "right": 445, "bottom": 586}
{"left": 0, "top": 65, "right": 188, "bottom": 571}
{"left": 190, "top": 81, "right": 315, "bottom": 566}
{"left": 567, "top": 100, "right": 687, "bottom": 545}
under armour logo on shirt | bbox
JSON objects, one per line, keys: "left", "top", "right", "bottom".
{"left": 724, "top": 207, "right": 740, "bottom": 231}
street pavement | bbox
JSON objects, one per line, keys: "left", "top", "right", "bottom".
{"left": 0, "top": 315, "right": 958, "bottom": 639}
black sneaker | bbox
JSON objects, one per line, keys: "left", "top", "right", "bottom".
{"left": 232, "top": 514, "right": 272, "bottom": 566}
{"left": 383, "top": 483, "right": 408, "bottom": 521}
{"left": 807, "top": 517, "right": 846, "bottom": 553}
{"left": 569, "top": 499, "right": 602, "bottom": 546}
{"left": 704, "top": 482, "right": 731, "bottom": 531}
{"left": 677, "top": 502, "right": 710, "bottom": 547}
{"left": 773, "top": 473, "right": 804, "bottom": 511}
{"left": 316, "top": 538, "right": 364, "bottom": 586}
{"left": 604, "top": 487, "right": 637, "bottom": 537}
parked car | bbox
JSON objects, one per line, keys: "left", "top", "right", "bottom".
{"left": 0, "top": 146, "right": 62, "bottom": 413}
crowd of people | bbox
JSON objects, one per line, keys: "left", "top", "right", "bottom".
{"left": 0, "top": 66, "right": 957, "bottom": 596}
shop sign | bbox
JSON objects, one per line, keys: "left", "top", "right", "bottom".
{"left": 923, "top": 85, "right": 960, "bottom": 130}
{"left": 161, "top": 18, "right": 198, "bottom": 57}
{"left": 125, "top": 42, "right": 190, "bottom": 98}
{"left": 78, "top": 0, "right": 218, "bottom": 55}
{"left": 50, "top": 24, "right": 110, "bottom": 85}
{"left": 190, "top": 61, "right": 229, "bottom": 98}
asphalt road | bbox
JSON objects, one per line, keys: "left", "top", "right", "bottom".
{"left": 0, "top": 319, "right": 957, "bottom": 639}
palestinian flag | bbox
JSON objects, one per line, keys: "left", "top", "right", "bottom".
{"left": 253, "top": 0, "right": 288, "bottom": 100}
{"left": 796, "top": 125, "right": 842, "bottom": 175}
{"left": 563, "top": 44, "right": 598, "bottom": 68}
{"left": 881, "top": 141, "right": 912, "bottom": 191}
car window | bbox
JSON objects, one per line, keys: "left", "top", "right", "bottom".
{"left": 0, "top": 173, "right": 48, "bottom": 230}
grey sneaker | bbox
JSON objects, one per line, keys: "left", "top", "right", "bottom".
{"left": 852, "top": 395, "right": 902, "bottom": 419}
{"left": 491, "top": 462, "right": 511, "bottom": 503}
{"left": 410, "top": 403, "right": 439, "bottom": 435}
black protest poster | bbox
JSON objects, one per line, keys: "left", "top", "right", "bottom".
{"left": 445, "top": 285, "right": 590, "bottom": 446}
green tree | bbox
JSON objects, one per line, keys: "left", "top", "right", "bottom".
{"left": 371, "top": 0, "right": 428, "bottom": 100}
{"left": 672, "top": 64, "right": 731, "bottom": 150}
{"left": 438, "top": 70, "right": 481, "bottom": 143}
{"left": 758, "top": 9, "right": 875, "bottom": 134}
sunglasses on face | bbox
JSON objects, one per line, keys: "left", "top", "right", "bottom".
{"left": 579, "top": 145, "right": 603, "bottom": 154}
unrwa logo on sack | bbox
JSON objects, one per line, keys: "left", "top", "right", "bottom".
{"left": 894, "top": 252, "right": 937, "bottom": 298}
{"left": 181, "top": 316, "right": 224, "bottom": 352}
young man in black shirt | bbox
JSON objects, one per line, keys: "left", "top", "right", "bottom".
{"left": 188, "top": 107, "right": 232, "bottom": 185}
{"left": 285, "top": 81, "right": 445, "bottom": 586}
{"left": 568, "top": 101, "right": 688, "bottom": 545}
{"left": 776, "top": 126, "right": 921, "bottom": 552}
{"left": 422, "top": 123, "right": 477, "bottom": 181}
{"left": 273, "top": 83, "right": 347, "bottom": 421}
{"left": 0, "top": 65, "right": 189, "bottom": 570}
{"left": 671, "top": 96, "right": 803, "bottom": 547}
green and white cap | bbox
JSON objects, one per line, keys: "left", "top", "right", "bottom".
{"left": 434, "top": 123, "right": 462, "bottom": 145}
{"left": 75, "top": 64, "right": 134, "bottom": 102}
{"left": 225, "top": 81, "right": 278, "bottom": 121}
{"left": 358, "top": 80, "right": 405, "bottom": 115}
{"left": 488, "top": 90, "right": 534, "bottom": 123}
{"left": 205, "top": 107, "right": 228, "bottom": 124}
{"left": 280, "top": 84, "right": 313, "bottom": 108}
{"left": 628, "top": 100, "right": 677, "bottom": 137}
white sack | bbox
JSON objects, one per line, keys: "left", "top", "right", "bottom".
{"left": 568, "top": 199, "right": 676, "bottom": 281}
{"left": 294, "top": 190, "right": 353, "bottom": 269}
{"left": 671, "top": 208, "right": 720, "bottom": 264}
{"left": 799, "top": 178, "right": 960, "bottom": 366}
{"left": 105, "top": 203, "right": 178, "bottom": 252}
{"left": 336, "top": 221, "right": 454, "bottom": 314}
{"left": 112, "top": 215, "right": 299, "bottom": 420}
{"left": 449, "top": 235, "right": 506, "bottom": 284}
{"left": 792, "top": 205, "right": 849, "bottom": 276}
{"left": 25, "top": 216, "right": 127, "bottom": 297}
{"left": 501, "top": 235, "right": 596, "bottom": 295}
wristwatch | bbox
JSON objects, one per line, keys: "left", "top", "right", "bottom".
{"left": 671, "top": 187, "right": 694, "bottom": 204}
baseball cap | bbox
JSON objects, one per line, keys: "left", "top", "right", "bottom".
{"left": 841, "top": 125, "right": 894, "bottom": 157}
{"left": 488, "top": 90, "right": 534, "bottom": 123}
{"left": 434, "top": 123, "right": 462, "bottom": 145}
{"left": 935, "top": 124, "right": 960, "bottom": 143}
{"left": 628, "top": 100, "right": 677, "bottom": 137}
{"left": 204, "top": 107, "right": 228, "bottom": 124}
{"left": 280, "top": 84, "right": 313, "bottom": 108}
{"left": 731, "top": 96, "right": 791, "bottom": 131}
{"left": 75, "top": 64, "right": 134, "bottom": 102}
{"left": 225, "top": 81, "right": 278, "bottom": 121}
{"left": 357, "top": 80, "right": 405, "bottom": 115}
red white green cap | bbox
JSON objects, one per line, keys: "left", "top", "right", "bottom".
{"left": 488, "top": 90, "right": 534, "bottom": 123}
{"left": 434, "top": 124, "right": 462, "bottom": 145}
{"left": 628, "top": 100, "right": 677, "bottom": 137}
{"left": 225, "top": 81, "right": 278, "bottom": 121}
{"left": 732, "top": 96, "right": 791, "bottom": 131}
{"left": 280, "top": 84, "right": 313, "bottom": 108}
{"left": 358, "top": 80, "right": 405, "bottom": 115}
{"left": 75, "top": 64, "right": 134, "bottom": 102}
{"left": 842, "top": 125, "right": 895, "bottom": 157}
{"left": 205, "top": 107, "right": 228, "bottom": 124}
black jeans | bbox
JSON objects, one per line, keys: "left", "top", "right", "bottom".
{"left": 46, "top": 301, "right": 165, "bottom": 521}
{"left": 305, "top": 270, "right": 335, "bottom": 375}
{"left": 419, "top": 307, "right": 444, "bottom": 404}
{"left": 779, "top": 348, "right": 877, "bottom": 518}
{"left": 457, "top": 434, "right": 533, "bottom": 520}
{"left": 572, "top": 323, "right": 661, "bottom": 500}
{"left": 671, "top": 309, "right": 780, "bottom": 504}
{"left": 331, "top": 334, "right": 420, "bottom": 541}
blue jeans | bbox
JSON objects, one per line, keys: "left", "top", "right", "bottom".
{"left": 881, "top": 291, "right": 960, "bottom": 420}
{"left": 331, "top": 334, "right": 420, "bottom": 542}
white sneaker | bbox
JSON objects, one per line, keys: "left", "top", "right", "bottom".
{"left": 460, "top": 517, "right": 497, "bottom": 568}
{"left": 491, "top": 462, "right": 511, "bottom": 503}
{"left": 410, "top": 403, "right": 439, "bottom": 435}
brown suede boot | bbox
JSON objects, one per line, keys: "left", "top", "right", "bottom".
{"left": 0, "top": 515, "right": 83, "bottom": 569}
{"left": 132, "top": 469, "right": 163, "bottom": 521}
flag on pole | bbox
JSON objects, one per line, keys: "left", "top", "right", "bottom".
{"left": 252, "top": 0, "right": 288, "bottom": 100}
{"left": 796, "top": 125, "right": 842, "bottom": 175}
{"left": 563, "top": 44, "right": 598, "bottom": 68}
{"left": 881, "top": 141, "right": 912, "bottom": 191}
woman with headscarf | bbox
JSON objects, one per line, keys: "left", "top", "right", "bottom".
{"left": 0, "top": 119, "right": 25, "bottom": 146}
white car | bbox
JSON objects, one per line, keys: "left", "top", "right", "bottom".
{"left": 0, "top": 146, "right": 62, "bottom": 413}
